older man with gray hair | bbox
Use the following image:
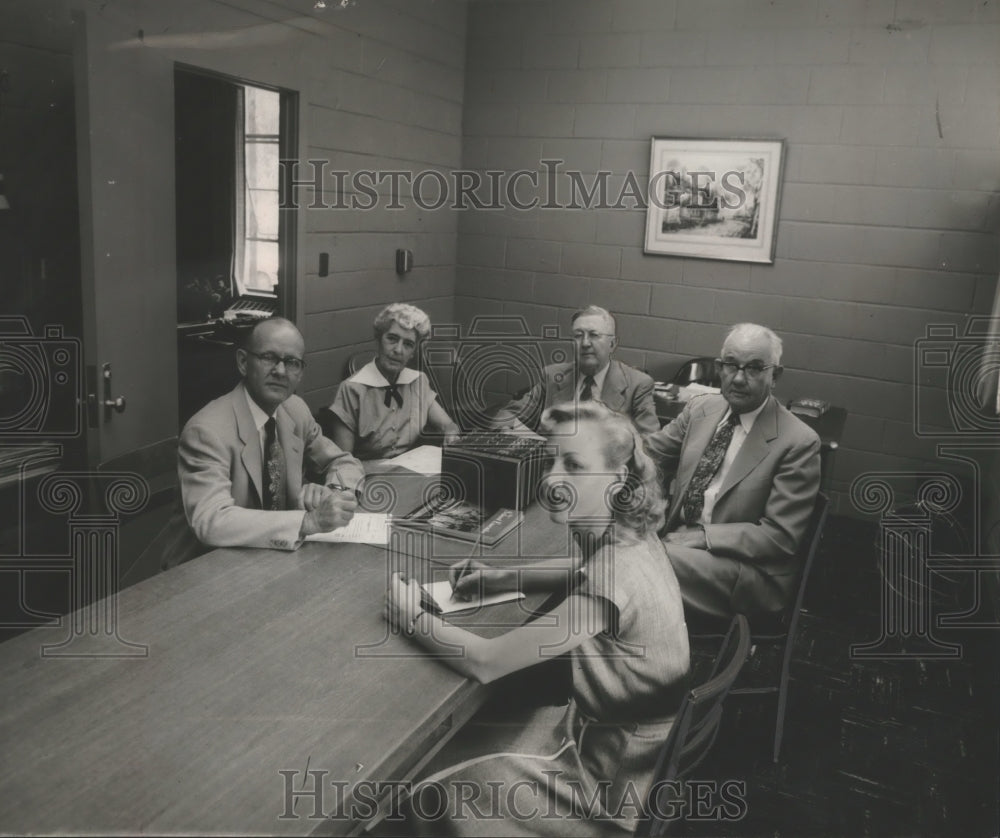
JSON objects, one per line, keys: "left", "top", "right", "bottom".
{"left": 496, "top": 305, "right": 659, "bottom": 434}
{"left": 645, "top": 322, "right": 821, "bottom": 620}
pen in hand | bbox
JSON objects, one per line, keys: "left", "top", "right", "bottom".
{"left": 449, "top": 560, "right": 474, "bottom": 603}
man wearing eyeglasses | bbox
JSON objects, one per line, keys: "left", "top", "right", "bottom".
{"left": 495, "top": 305, "right": 659, "bottom": 434}
{"left": 644, "top": 322, "right": 820, "bottom": 620}
{"left": 179, "top": 317, "right": 363, "bottom": 552}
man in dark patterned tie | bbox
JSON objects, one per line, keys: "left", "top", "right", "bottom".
{"left": 644, "top": 323, "right": 821, "bottom": 619}
{"left": 179, "top": 317, "right": 364, "bottom": 552}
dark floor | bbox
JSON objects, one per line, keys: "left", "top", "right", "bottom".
{"left": 679, "top": 513, "right": 1000, "bottom": 837}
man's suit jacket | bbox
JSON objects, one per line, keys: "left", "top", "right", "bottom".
{"left": 644, "top": 394, "right": 821, "bottom": 614}
{"left": 500, "top": 359, "right": 660, "bottom": 434}
{"left": 179, "top": 384, "right": 364, "bottom": 551}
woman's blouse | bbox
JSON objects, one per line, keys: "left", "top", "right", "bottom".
{"left": 329, "top": 361, "right": 437, "bottom": 460}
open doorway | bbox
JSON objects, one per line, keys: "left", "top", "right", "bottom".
{"left": 173, "top": 65, "right": 298, "bottom": 428}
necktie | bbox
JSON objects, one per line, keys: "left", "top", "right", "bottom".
{"left": 383, "top": 383, "right": 403, "bottom": 409}
{"left": 681, "top": 412, "right": 740, "bottom": 526}
{"left": 580, "top": 375, "right": 595, "bottom": 401}
{"left": 262, "top": 417, "right": 285, "bottom": 511}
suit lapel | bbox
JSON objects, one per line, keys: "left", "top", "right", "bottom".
{"left": 276, "top": 405, "right": 304, "bottom": 502}
{"left": 600, "top": 361, "right": 627, "bottom": 412}
{"left": 551, "top": 363, "right": 576, "bottom": 404}
{"left": 235, "top": 386, "right": 265, "bottom": 506}
{"left": 715, "top": 396, "right": 778, "bottom": 501}
{"left": 667, "top": 396, "right": 728, "bottom": 525}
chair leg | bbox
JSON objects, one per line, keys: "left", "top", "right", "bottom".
{"left": 772, "top": 675, "right": 789, "bottom": 762}
{"left": 772, "top": 632, "right": 797, "bottom": 762}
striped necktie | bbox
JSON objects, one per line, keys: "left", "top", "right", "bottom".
{"left": 681, "top": 412, "right": 740, "bottom": 526}
{"left": 580, "top": 375, "right": 595, "bottom": 401}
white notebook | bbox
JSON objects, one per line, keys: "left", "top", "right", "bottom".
{"left": 420, "top": 579, "right": 525, "bottom": 615}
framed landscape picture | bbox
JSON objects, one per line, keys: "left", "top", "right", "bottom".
{"left": 643, "top": 137, "right": 785, "bottom": 264}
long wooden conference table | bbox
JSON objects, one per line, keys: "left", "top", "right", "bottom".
{"left": 0, "top": 466, "right": 566, "bottom": 835}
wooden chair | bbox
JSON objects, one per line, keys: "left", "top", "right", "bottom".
{"left": 671, "top": 356, "right": 721, "bottom": 388}
{"left": 346, "top": 350, "right": 373, "bottom": 377}
{"left": 635, "top": 614, "right": 751, "bottom": 838}
{"left": 98, "top": 437, "right": 202, "bottom": 587}
{"left": 688, "top": 492, "right": 831, "bottom": 763}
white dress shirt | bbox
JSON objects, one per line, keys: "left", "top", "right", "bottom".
{"left": 243, "top": 385, "right": 272, "bottom": 461}
{"left": 699, "top": 400, "right": 768, "bottom": 525}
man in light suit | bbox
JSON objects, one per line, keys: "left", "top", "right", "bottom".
{"left": 645, "top": 323, "right": 820, "bottom": 619}
{"left": 495, "top": 305, "right": 660, "bottom": 434}
{"left": 179, "top": 317, "right": 364, "bottom": 551}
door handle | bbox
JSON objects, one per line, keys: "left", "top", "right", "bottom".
{"left": 102, "top": 363, "right": 126, "bottom": 421}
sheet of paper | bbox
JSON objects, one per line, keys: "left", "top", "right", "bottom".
{"left": 421, "top": 579, "right": 525, "bottom": 615}
{"left": 372, "top": 445, "right": 442, "bottom": 475}
{"left": 305, "top": 512, "right": 391, "bottom": 545}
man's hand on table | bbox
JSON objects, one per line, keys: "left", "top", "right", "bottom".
{"left": 298, "top": 483, "right": 357, "bottom": 537}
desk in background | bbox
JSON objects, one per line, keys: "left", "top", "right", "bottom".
{"left": 0, "top": 467, "right": 565, "bottom": 836}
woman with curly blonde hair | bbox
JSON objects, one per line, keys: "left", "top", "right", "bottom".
{"left": 385, "top": 400, "right": 689, "bottom": 836}
{"left": 321, "top": 303, "right": 459, "bottom": 460}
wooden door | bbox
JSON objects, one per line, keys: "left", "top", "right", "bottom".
{"left": 73, "top": 7, "right": 179, "bottom": 466}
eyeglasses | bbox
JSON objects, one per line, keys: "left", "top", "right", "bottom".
{"left": 247, "top": 350, "right": 306, "bottom": 374}
{"left": 715, "top": 359, "right": 776, "bottom": 379}
{"left": 572, "top": 330, "right": 615, "bottom": 342}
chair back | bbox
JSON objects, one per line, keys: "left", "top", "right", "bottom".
{"left": 98, "top": 437, "right": 203, "bottom": 583}
{"left": 637, "top": 614, "right": 751, "bottom": 837}
{"left": 671, "top": 356, "right": 721, "bottom": 388}
{"left": 346, "top": 351, "right": 373, "bottom": 377}
{"left": 98, "top": 437, "right": 179, "bottom": 503}
{"left": 783, "top": 491, "right": 830, "bottom": 632}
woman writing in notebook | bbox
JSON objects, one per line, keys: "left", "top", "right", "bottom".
{"left": 320, "top": 303, "right": 460, "bottom": 460}
{"left": 384, "top": 400, "right": 690, "bottom": 836}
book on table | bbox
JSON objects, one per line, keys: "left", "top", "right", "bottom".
{"left": 394, "top": 497, "right": 523, "bottom": 547}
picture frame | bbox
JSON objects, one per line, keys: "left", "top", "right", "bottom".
{"left": 643, "top": 137, "right": 785, "bottom": 264}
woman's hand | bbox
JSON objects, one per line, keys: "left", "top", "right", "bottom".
{"left": 448, "top": 559, "right": 515, "bottom": 601}
{"left": 384, "top": 572, "right": 423, "bottom": 633}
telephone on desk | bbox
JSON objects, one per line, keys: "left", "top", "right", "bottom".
{"left": 789, "top": 397, "right": 831, "bottom": 419}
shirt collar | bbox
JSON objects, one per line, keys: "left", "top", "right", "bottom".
{"left": 726, "top": 397, "right": 768, "bottom": 432}
{"left": 351, "top": 360, "right": 419, "bottom": 388}
{"left": 242, "top": 384, "right": 271, "bottom": 434}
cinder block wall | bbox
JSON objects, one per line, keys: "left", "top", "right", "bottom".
{"left": 297, "top": 0, "right": 467, "bottom": 410}
{"left": 456, "top": 0, "right": 1000, "bottom": 512}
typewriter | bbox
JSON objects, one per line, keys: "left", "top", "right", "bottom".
{"left": 222, "top": 294, "right": 277, "bottom": 322}
{"left": 443, "top": 432, "right": 552, "bottom": 511}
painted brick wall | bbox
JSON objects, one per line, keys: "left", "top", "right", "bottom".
{"left": 457, "top": 0, "right": 1000, "bottom": 512}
